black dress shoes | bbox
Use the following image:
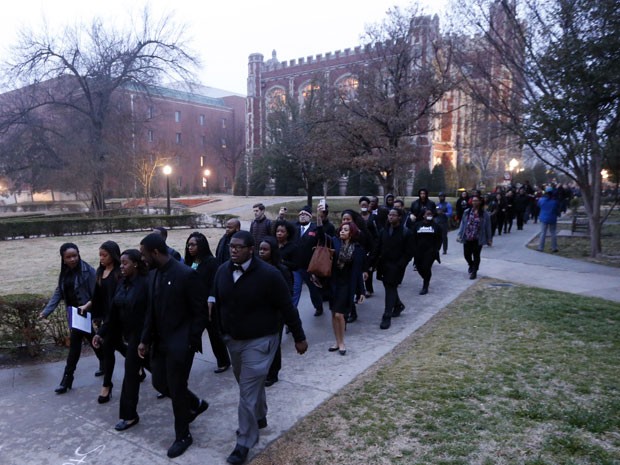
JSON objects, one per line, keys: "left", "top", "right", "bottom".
{"left": 419, "top": 287, "right": 428, "bottom": 295}
{"left": 94, "top": 369, "right": 104, "bottom": 377}
{"left": 314, "top": 308, "right": 323, "bottom": 316}
{"left": 264, "top": 377, "right": 278, "bottom": 387}
{"left": 257, "top": 417, "right": 268, "bottom": 429}
{"left": 114, "top": 417, "right": 139, "bottom": 431}
{"left": 167, "top": 434, "right": 193, "bottom": 458}
{"left": 392, "top": 303, "right": 405, "bottom": 317}
{"left": 97, "top": 384, "right": 113, "bottom": 404}
{"left": 189, "top": 399, "right": 209, "bottom": 423}
{"left": 214, "top": 364, "right": 231, "bottom": 374}
{"left": 156, "top": 392, "right": 167, "bottom": 399}
{"left": 226, "top": 444, "right": 249, "bottom": 465}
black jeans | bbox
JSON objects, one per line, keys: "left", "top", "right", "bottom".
{"left": 463, "top": 240, "right": 483, "bottom": 272}
{"left": 65, "top": 328, "right": 103, "bottom": 376}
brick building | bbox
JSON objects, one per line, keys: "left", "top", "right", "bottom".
{"left": 0, "top": 80, "right": 245, "bottom": 201}
{"left": 245, "top": 4, "right": 521, "bottom": 193}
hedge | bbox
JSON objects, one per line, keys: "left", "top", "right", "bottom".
{"left": 0, "top": 213, "right": 203, "bottom": 240}
{"left": 0, "top": 294, "right": 69, "bottom": 357}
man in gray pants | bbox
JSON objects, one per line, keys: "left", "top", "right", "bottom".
{"left": 210, "top": 231, "right": 308, "bottom": 465}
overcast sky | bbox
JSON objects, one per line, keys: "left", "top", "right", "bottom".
{"left": 0, "top": 0, "right": 448, "bottom": 95}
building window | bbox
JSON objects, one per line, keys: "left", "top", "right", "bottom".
{"left": 199, "top": 114, "right": 205, "bottom": 125}
{"left": 175, "top": 111, "right": 181, "bottom": 123}
{"left": 266, "top": 87, "right": 287, "bottom": 111}
{"left": 221, "top": 118, "right": 227, "bottom": 129}
{"left": 147, "top": 129, "right": 154, "bottom": 142}
{"left": 221, "top": 138, "right": 227, "bottom": 149}
{"left": 336, "top": 76, "right": 359, "bottom": 102}
{"left": 202, "top": 135, "right": 206, "bottom": 147}
{"left": 147, "top": 106, "right": 154, "bottom": 119}
{"left": 176, "top": 132, "right": 182, "bottom": 144}
{"left": 200, "top": 156, "right": 205, "bottom": 167}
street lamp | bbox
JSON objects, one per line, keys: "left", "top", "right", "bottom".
{"left": 163, "top": 165, "right": 172, "bottom": 216}
{"left": 204, "top": 169, "right": 211, "bottom": 196}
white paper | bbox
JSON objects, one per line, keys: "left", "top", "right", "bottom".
{"left": 70, "top": 306, "right": 92, "bottom": 333}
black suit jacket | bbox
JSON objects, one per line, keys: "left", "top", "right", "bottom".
{"left": 141, "top": 258, "right": 207, "bottom": 357}
{"left": 293, "top": 222, "right": 319, "bottom": 270}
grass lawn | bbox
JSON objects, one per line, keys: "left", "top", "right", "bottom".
{"left": 253, "top": 280, "right": 620, "bottom": 465}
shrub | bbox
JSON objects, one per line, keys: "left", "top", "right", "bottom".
{"left": 0, "top": 294, "right": 49, "bottom": 356}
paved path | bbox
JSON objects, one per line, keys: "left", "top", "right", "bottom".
{"left": 1, "top": 197, "right": 617, "bottom": 465}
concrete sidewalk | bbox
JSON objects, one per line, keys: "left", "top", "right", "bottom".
{"left": 1, "top": 200, "right": 617, "bottom": 465}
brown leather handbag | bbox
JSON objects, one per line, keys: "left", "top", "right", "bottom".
{"left": 307, "top": 236, "right": 334, "bottom": 278}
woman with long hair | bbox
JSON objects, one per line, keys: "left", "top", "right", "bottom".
{"left": 93, "top": 249, "right": 150, "bottom": 430}
{"left": 318, "top": 205, "right": 366, "bottom": 355}
{"left": 456, "top": 195, "right": 493, "bottom": 279}
{"left": 39, "top": 243, "right": 102, "bottom": 394}
{"left": 90, "top": 240, "right": 125, "bottom": 404}
{"left": 184, "top": 231, "right": 231, "bottom": 373}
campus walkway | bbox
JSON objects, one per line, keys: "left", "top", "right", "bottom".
{"left": 1, "top": 197, "right": 618, "bottom": 465}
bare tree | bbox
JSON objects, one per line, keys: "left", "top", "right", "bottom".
{"left": 266, "top": 79, "right": 344, "bottom": 206}
{"left": 337, "top": 5, "right": 453, "bottom": 195}
{"left": 451, "top": 0, "right": 620, "bottom": 256}
{"left": 133, "top": 148, "right": 176, "bottom": 214}
{"left": 1, "top": 7, "right": 198, "bottom": 211}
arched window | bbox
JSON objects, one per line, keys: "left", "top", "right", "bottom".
{"left": 266, "top": 86, "right": 287, "bottom": 111}
{"left": 335, "top": 75, "right": 359, "bottom": 102}
{"left": 299, "top": 81, "right": 321, "bottom": 105}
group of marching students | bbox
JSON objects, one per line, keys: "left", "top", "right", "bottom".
{"left": 37, "top": 183, "right": 566, "bottom": 460}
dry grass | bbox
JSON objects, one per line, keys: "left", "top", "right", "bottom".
{"left": 0, "top": 227, "right": 225, "bottom": 296}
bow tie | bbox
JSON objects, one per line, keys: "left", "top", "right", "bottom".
{"left": 233, "top": 264, "right": 244, "bottom": 273}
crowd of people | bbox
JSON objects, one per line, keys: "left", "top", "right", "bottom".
{"left": 38, "top": 183, "right": 565, "bottom": 463}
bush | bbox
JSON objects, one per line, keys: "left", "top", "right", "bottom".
{"left": 0, "top": 213, "right": 202, "bottom": 240}
{"left": 0, "top": 294, "right": 52, "bottom": 356}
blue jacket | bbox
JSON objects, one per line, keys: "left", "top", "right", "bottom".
{"left": 538, "top": 195, "right": 559, "bottom": 224}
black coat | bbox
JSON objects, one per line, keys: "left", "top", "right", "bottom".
{"left": 371, "top": 224, "right": 414, "bottom": 285}
{"left": 141, "top": 258, "right": 207, "bottom": 357}
{"left": 100, "top": 274, "right": 149, "bottom": 342}
{"left": 292, "top": 222, "right": 319, "bottom": 270}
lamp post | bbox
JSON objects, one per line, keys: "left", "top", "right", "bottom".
{"left": 163, "top": 165, "right": 172, "bottom": 216}
{"left": 204, "top": 169, "right": 211, "bottom": 196}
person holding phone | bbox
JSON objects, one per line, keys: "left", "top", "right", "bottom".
{"left": 39, "top": 243, "right": 102, "bottom": 394}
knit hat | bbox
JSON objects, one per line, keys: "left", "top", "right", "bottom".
{"left": 298, "top": 205, "right": 312, "bottom": 216}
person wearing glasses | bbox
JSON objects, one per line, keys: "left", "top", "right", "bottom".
{"left": 210, "top": 231, "right": 308, "bottom": 465}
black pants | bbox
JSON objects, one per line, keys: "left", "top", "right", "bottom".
{"left": 119, "top": 334, "right": 148, "bottom": 420}
{"left": 416, "top": 263, "right": 432, "bottom": 288}
{"left": 463, "top": 240, "right": 483, "bottom": 272}
{"left": 102, "top": 330, "right": 127, "bottom": 388}
{"left": 205, "top": 318, "right": 230, "bottom": 368}
{"left": 64, "top": 328, "right": 103, "bottom": 376}
{"left": 267, "top": 324, "right": 284, "bottom": 381}
{"left": 383, "top": 283, "right": 402, "bottom": 318}
{"left": 516, "top": 211, "right": 525, "bottom": 230}
{"left": 151, "top": 347, "right": 200, "bottom": 440}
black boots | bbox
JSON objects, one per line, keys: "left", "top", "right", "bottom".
{"left": 55, "top": 372, "right": 74, "bottom": 394}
